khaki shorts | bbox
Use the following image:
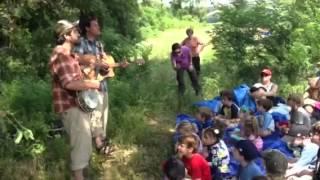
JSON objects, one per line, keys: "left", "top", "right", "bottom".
{"left": 62, "top": 107, "right": 92, "bottom": 171}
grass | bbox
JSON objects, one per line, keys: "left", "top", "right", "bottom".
{"left": 0, "top": 25, "right": 220, "bottom": 179}
{"left": 95, "top": 25, "right": 218, "bottom": 179}
{"left": 147, "top": 25, "right": 213, "bottom": 61}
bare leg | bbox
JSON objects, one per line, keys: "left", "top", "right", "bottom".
{"left": 95, "top": 135, "right": 104, "bottom": 147}
{"left": 73, "top": 169, "right": 84, "bottom": 180}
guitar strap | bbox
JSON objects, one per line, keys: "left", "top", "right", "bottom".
{"left": 95, "top": 41, "right": 104, "bottom": 79}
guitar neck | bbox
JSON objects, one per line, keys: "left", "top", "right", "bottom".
{"left": 108, "top": 62, "right": 121, "bottom": 68}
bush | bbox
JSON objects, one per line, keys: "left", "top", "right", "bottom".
{"left": 0, "top": 78, "right": 52, "bottom": 158}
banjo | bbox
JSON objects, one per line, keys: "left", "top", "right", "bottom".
{"left": 76, "top": 89, "right": 100, "bottom": 113}
{"left": 77, "top": 53, "right": 144, "bottom": 112}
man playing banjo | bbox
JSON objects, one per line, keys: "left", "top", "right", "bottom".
{"left": 49, "top": 20, "right": 101, "bottom": 180}
{"left": 74, "top": 14, "right": 126, "bottom": 155}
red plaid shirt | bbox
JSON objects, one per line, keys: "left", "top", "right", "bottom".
{"left": 49, "top": 46, "right": 82, "bottom": 113}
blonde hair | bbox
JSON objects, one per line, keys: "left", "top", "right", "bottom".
{"left": 312, "top": 121, "right": 320, "bottom": 135}
{"left": 176, "top": 121, "right": 196, "bottom": 135}
{"left": 243, "top": 116, "right": 259, "bottom": 137}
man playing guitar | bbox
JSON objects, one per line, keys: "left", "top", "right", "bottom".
{"left": 49, "top": 20, "right": 101, "bottom": 180}
{"left": 73, "top": 14, "right": 126, "bottom": 155}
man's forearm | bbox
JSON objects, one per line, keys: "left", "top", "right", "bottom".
{"left": 78, "top": 55, "right": 95, "bottom": 66}
{"left": 65, "top": 80, "right": 100, "bottom": 91}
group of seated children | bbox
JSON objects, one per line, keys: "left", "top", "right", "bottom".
{"left": 162, "top": 68, "right": 320, "bottom": 179}
{"left": 163, "top": 86, "right": 320, "bottom": 179}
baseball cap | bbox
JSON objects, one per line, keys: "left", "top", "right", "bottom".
{"left": 235, "top": 140, "right": 260, "bottom": 161}
{"left": 250, "top": 83, "right": 267, "bottom": 93}
{"left": 252, "top": 83, "right": 264, "bottom": 89}
{"left": 261, "top": 68, "right": 272, "bottom": 76}
{"left": 55, "top": 20, "right": 79, "bottom": 38}
{"left": 283, "top": 128, "right": 310, "bottom": 143}
{"left": 261, "top": 149, "right": 288, "bottom": 175}
{"left": 289, "top": 128, "right": 309, "bottom": 138}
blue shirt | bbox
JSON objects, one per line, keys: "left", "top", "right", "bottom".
{"left": 239, "top": 161, "right": 263, "bottom": 180}
{"left": 294, "top": 141, "right": 319, "bottom": 168}
{"left": 259, "top": 112, "right": 275, "bottom": 132}
{"left": 73, "top": 37, "right": 104, "bottom": 55}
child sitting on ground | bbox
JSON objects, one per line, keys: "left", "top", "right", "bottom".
{"left": 261, "top": 149, "right": 288, "bottom": 180}
{"left": 195, "top": 107, "right": 214, "bottom": 134}
{"left": 175, "top": 121, "right": 203, "bottom": 153}
{"left": 250, "top": 86, "right": 267, "bottom": 101}
{"left": 287, "top": 122, "right": 320, "bottom": 179}
{"left": 233, "top": 140, "right": 263, "bottom": 180}
{"left": 216, "top": 90, "right": 240, "bottom": 127}
{"left": 239, "top": 106, "right": 252, "bottom": 119}
{"left": 303, "top": 77, "right": 320, "bottom": 117}
{"left": 163, "top": 155, "right": 186, "bottom": 180}
{"left": 241, "top": 116, "right": 263, "bottom": 151}
{"left": 202, "top": 128, "right": 230, "bottom": 179}
{"left": 285, "top": 130, "right": 319, "bottom": 179}
{"left": 256, "top": 99, "right": 275, "bottom": 137}
{"left": 177, "top": 135, "right": 212, "bottom": 180}
{"left": 286, "top": 94, "right": 311, "bottom": 137}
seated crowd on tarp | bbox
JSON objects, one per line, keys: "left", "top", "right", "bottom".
{"left": 162, "top": 68, "right": 320, "bottom": 180}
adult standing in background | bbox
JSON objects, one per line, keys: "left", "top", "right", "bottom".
{"left": 181, "top": 28, "right": 207, "bottom": 76}
{"left": 171, "top": 43, "right": 201, "bottom": 96}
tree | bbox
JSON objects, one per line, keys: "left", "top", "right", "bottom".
{"left": 0, "top": 0, "right": 141, "bottom": 81}
{"left": 212, "top": 0, "right": 320, "bottom": 85}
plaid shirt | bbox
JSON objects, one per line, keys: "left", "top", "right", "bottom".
{"left": 73, "top": 37, "right": 104, "bottom": 55}
{"left": 73, "top": 37, "right": 108, "bottom": 86}
{"left": 49, "top": 46, "right": 82, "bottom": 113}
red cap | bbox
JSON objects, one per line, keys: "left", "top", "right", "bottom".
{"left": 261, "top": 68, "right": 272, "bottom": 76}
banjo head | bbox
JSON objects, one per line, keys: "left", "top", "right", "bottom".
{"left": 77, "top": 89, "right": 99, "bottom": 112}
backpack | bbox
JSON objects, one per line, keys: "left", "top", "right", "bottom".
{"left": 233, "top": 84, "right": 257, "bottom": 113}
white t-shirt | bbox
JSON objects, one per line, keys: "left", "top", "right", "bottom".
{"left": 253, "top": 82, "right": 274, "bottom": 92}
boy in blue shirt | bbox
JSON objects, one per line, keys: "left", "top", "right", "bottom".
{"left": 285, "top": 130, "right": 319, "bottom": 179}
{"left": 233, "top": 140, "right": 263, "bottom": 180}
{"left": 256, "top": 99, "right": 275, "bottom": 137}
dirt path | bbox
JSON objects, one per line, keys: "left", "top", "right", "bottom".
{"left": 98, "top": 26, "right": 212, "bottom": 180}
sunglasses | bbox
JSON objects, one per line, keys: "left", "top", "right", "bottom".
{"left": 174, "top": 49, "right": 181, "bottom": 54}
{"left": 261, "top": 73, "right": 270, "bottom": 77}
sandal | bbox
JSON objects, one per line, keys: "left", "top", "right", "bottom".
{"left": 96, "top": 139, "right": 115, "bottom": 155}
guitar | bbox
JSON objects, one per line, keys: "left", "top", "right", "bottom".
{"left": 76, "top": 54, "right": 144, "bottom": 112}
{"left": 80, "top": 54, "right": 144, "bottom": 80}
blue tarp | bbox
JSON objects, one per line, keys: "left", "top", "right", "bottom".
{"left": 193, "top": 97, "right": 222, "bottom": 114}
{"left": 233, "top": 84, "right": 257, "bottom": 112}
{"left": 194, "top": 84, "right": 257, "bottom": 114}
